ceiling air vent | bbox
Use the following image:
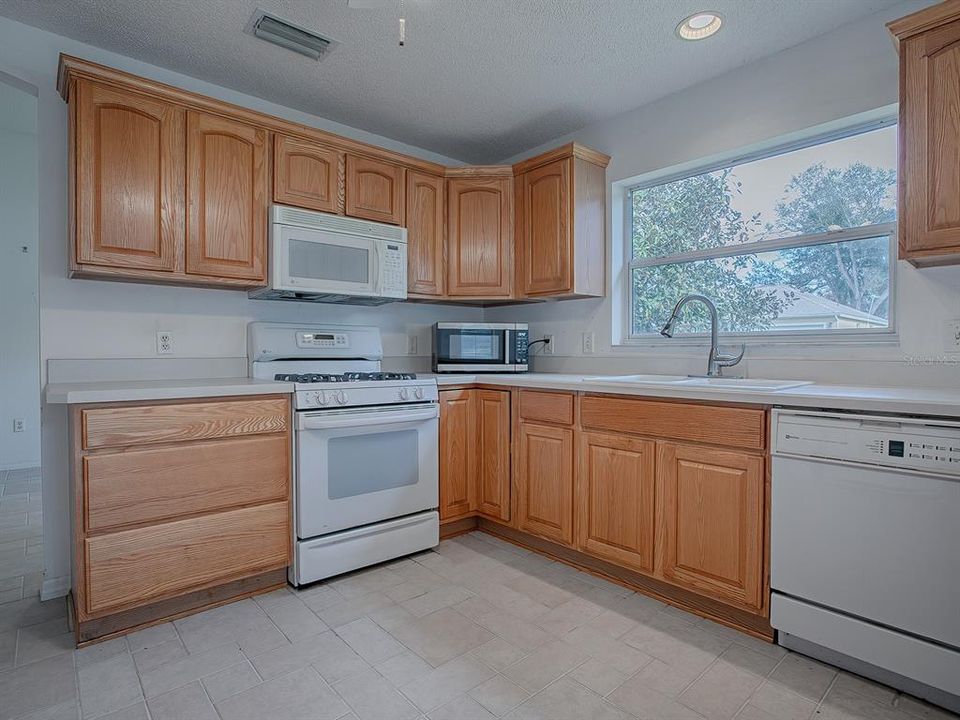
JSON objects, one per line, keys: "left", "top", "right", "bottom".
{"left": 249, "top": 11, "right": 338, "bottom": 60}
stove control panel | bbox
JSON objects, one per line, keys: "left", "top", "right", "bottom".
{"left": 295, "top": 382, "right": 438, "bottom": 410}
{"left": 297, "top": 332, "right": 349, "bottom": 349}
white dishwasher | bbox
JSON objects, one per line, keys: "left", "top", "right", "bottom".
{"left": 771, "top": 409, "right": 960, "bottom": 713}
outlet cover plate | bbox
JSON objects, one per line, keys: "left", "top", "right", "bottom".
{"left": 156, "top": 331, "right": 174, "bottom": 355}
{"left": 543, "top": 335, "right": 555, "bottom": 355}
{"left": 945, "top": 320, "right": 960, "bottom": 352}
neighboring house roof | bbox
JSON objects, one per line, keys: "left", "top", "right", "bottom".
{"left": 760, "top": 285, "right": 887, "bottom": 325}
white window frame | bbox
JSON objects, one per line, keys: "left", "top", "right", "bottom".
{"left": 619, "top": 113, "right": 899, "bottom": 348}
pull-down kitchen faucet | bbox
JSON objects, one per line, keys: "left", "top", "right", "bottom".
{"left": 660, "top": 294, "right": 745, "bottom": 377}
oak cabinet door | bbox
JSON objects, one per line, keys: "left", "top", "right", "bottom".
{"left": 521, "top": 158, "right": 572, "bottom": 295}
{"left": 577, "top": 432, "right": 656, "bottom": 573}
{"left": 476, "top": 390, "right": 511, "bottom": 521}
{"left": 406, "top": 171, "right": 445, "bottom": 296}
{"left": 446, "top": 176, "right": 512, "bottom": 297}
{"left": 439, "top": 389, "right": 476, "bottom": 520}
{"left": 186, "top": 111, "right": 268, "bottom": 282}
{"left": 899, "top": 17, "right": 960, "bottom": 262}
{"left": 273, "top": 135, "right": 342, "bottom": 213}
{"left": 345, "top": 154, "right": 404, "bottom": 225}
{"left": 75, "top": 80, "right": 184, "bottom": 272}
{"left": 517, "top": 422, "right": 574, "bottom": 545}
{"left": 657, "top": 443, "right": 765, "bottom": 610}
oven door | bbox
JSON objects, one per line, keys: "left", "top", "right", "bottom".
{"left": 295, "top": 404, "right": 439, "bottom": 538}
{"left": 434, "top": 324, "right": 512, "bottom": 371}
{"left": 276, "top": 223, "right": 380, "bottom": 297}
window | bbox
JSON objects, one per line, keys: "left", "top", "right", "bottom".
{"left": 626, "top": 120, "right": 897, "bottom": 341}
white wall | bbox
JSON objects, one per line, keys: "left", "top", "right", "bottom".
{"left": 0, "top": 80, "right": 40, "bottom": 470}
{"left": 0, "top": 15, "right": 483, "bottom": 598}
{"left": 490, "top": 0, "right": 960, "bottom": 388}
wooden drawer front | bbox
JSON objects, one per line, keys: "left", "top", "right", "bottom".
{"left": 84, "top": 434, "right": 289, "bottom": 532}
{"left": 581, "top": 396, "right": 765, "bottom": 450}
{"left": 84, "top": 501, "right": 289, "bottom": 615}
{"left": 518, "top": 391, "right": 574, "bottom": 426}
{"left": 82, "top": 398, "right": 288, "bottom": 450}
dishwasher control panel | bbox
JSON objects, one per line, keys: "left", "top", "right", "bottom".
{"left": 773, "top": 410, "right": 960, "bottom": 475}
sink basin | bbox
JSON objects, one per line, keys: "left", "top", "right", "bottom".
{"left": 678, "top": 377, "right": 812, "bottom": 391}
{"left": 584, "top": 374, "right": 690, "bottom": 384}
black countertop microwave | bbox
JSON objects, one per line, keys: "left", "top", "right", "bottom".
{"left": 432, "top": 323, "right": 529, "bottom": 373}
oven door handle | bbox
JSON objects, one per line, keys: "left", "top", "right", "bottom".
{"left": 296, "top": 406, "right": 439, "bottom": 431}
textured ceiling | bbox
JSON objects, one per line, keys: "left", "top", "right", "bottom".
{"left": 0, "top": 0, "right": 905, "bottom": 162}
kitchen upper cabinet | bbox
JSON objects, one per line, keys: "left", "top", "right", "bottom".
{"left": 186, "top": 111, "right": 269, "bottom": 282}
{"left": 577, "top": 432, "right": 656, "bottom": 573}
{"left": 273, "top": 134, "right": 343, "bottom": 214}
{"left": 406, "top": 171, "right": 446, "bottom": 296}
{"left": 74, "top": 80, "right": 185, "bottom": 274}
{"left": 890, "top": 3, "right": 960, "bottom": 266}
{"left": 345, "top": 154, "right": 405, "bottom": 225}
{"left": 515, "top": 144, "right": 609, "bottom": 298}
{"left": 517, "top": 422, "right": 575, "bottom": 545}
{"left": 657, "top": 442, "right": 765, "bottom": 611}
{"left": 439, "top": 389, "right": 476, "bottom": 520}
{"left": 446, "top": 174, "right": 513, "bottom": 297}
{"left": 475, "top": 390, "right": 511, "bottom": 521}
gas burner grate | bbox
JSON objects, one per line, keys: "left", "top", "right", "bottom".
{"left": 275, "top": 372, "right": 418, "bottom": 383}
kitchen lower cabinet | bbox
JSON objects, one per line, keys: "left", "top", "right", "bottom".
{"left": 70, "top": 395, "right": 291, "bottom": 643}
{"left": 576, "top": 431, "right": 656, "bottom": 573}
{"left": 657, "top": 442, "right": 765, "bottom": 611}
{"left": 439, "top": 389, "right": 476, "bottom": 520}
{"left": 517, "top": 421, "right": 575, "bottom": 545}
{"left": 439, "top": 389, "right": 511, "bottom": 522}
{"left": 475, "top": 390, "right": 511, "bottom": 521}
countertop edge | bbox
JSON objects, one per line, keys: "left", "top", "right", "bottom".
{"left": 45, "top": 379, "right": 296, "bottom": 405}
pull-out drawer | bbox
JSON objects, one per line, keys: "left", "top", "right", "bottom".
{"left": 581, "top": 395, "right": 766, "bottom": 450}
{"left": 84, "top": 501, "right": 289, "bottom": 616}
{"left": 518, "top": 390, "right": 574, "bottom": 426}
{"left": 81, "top": 397, "right": 288, "bottom": 450}
{"left": 83, "top": 434, "right": 289, "bottom": 532}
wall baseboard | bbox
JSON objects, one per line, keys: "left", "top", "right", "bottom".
{"left": 41, "top": 575, "right": 70, "bottom": 601}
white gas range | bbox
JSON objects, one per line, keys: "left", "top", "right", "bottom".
{"left": 249, "top": 322, "right": 439, "bottom": 586}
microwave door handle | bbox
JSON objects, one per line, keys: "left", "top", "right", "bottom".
{"left": 371, "top": 243, "right": 381, "bottom": 293}
{"left": 506, "top": 329, "right": 514, "bottom": 365}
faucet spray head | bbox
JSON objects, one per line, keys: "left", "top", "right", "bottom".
{"left": 660, "top": 316, "right": 677, "bottom": 338}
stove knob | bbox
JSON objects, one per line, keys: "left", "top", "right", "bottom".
{"left": 414, "top": 387, "right": 424, "bottom": 400}
{"left": 399, "top": 388, "right": 410, "bottom": 401}
{"left": 315, "top": 391, "right": 328, "bottom": 407}
{"left": 336, "top": 390, "right": 348, "bottom": 405}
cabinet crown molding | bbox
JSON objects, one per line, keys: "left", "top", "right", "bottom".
{"left": 511, "top": 142, "right": 611, "bottom": 175}
{"left": 887, "top": 0, "right": 960, "bottom": 49}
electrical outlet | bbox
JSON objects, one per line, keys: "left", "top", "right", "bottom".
{"left": 156, "top": 331, "right": 174, "bottom": 355}
{"left": 13, "top": 419, "right": 24, "bottom": 433}
{"left": 542, "top": 334, "right": 555, "bottom": 355}
{"left": 407, "top": 335, "right": 418, "bottom": 355}
{"left": 946, "top": 320, "right": 960, "bottom": 352}
{"left": 582, "top": 332, "right": 595, "bottom": 354}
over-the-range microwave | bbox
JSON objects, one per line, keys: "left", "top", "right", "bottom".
{"left": 249, "top": 205, "right": 407, "bottom": 305}
{"left": 433, "top": 323, "right": 529, "bottom": 373}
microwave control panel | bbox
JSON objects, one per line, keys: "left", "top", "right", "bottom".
{"left": 380, "top": 243, "right": 407, "bottom": 297}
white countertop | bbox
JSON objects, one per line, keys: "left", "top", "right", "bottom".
{"left": 429, "top": 373, "right": 960, "bottom": 418}
{"left": 45, "top": 377, "right": 295, "bottom": 405}
{"left": 43, "top": 372, "right": 960, "bottom": 417}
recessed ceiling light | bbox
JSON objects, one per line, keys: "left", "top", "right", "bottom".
{"left": 676, "top": 11, "right": 723, "bottom": 41}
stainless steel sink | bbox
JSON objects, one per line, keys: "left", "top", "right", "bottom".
{"left": 677, "top": 377, "right": 812, "bottom": 391}
{"left": 583, "top": 375, "right": 812, "bottom": 392}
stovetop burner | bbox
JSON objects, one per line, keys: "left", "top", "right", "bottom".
{"left": 275, "top": 372, "right": 418, "bottom": 383}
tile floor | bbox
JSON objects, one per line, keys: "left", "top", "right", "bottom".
{"left": 1, "top": 529, "right": 956, "bottom": 720}
{"left": 0, "top": 467, "right": 44, "bottom": 607}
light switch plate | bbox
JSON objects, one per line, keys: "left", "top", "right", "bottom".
{"left": 407, "top": 335, "right": 418, "bottom": 355}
